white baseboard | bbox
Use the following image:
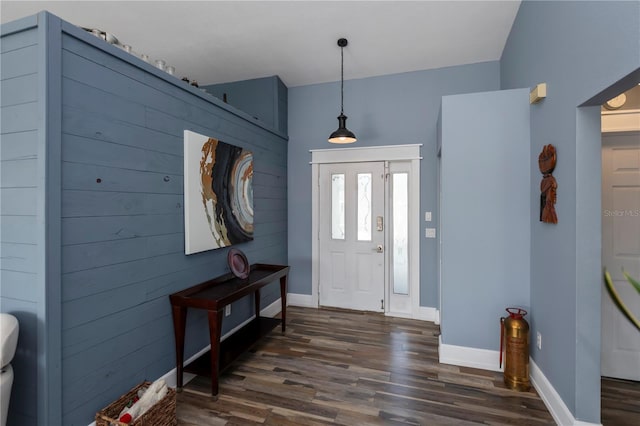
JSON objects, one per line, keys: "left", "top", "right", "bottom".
{"left": 286, "top": 295, "right": 439, "bottom": 324}
{"left": 436, "top": 339, "right": 601, "bottom": 426}
{"left": 260, "top": 297, "right": 283, "bottom": 318}
{"left": 438, "top": 336, "right": 503, "bottom": 372}
{"left": 385, "top": 311, "right": 415, "bottom": 319}
{"left": 414, "top": 306, "right": 439, "bottom": 322}
{"left": 158, "top": 344, "right": 210, "bottom": 388}
{"left": 530, "top": 360, "right": 601, "bottom": 426}
{"left": 287, "top": 292, "right": 316, "bottom": 308}
{"left": 87, "top": 298, "right": 284, "bottom": 426}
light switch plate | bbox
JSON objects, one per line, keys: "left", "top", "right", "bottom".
{"left": 425, "top": 228, "right": 436, "bottom": 238}
{"left": 425, "top": 211, "right": 432, "bottom": 222}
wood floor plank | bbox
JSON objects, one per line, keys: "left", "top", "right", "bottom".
{"left": 176, "top": 307, "right": 637, "bottom": 425}
{"left": 601, "top": 377, "right": 640, "bottom": 426}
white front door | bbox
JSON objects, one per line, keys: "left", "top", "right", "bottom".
{"left": 319, "top": 162, "right": 385, "bottom": 311}
{"left": 601, "top": 131, "right": 640, "bottom": 381}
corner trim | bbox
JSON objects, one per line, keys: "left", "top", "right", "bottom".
{"left": 530, "top": 360, "right": 602, "bottom": 426}
{"left": 438, "top": 336, "right": 502, "bottom": 372}
{"left": 37, "top": 11, "right": 63, "bottom": 425}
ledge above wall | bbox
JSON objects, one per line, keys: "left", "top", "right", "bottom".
{"left": 59, "top": 17, "right": 289, "bottom": 141}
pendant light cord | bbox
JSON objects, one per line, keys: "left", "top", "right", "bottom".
{"left": 340, "top": 44, "right": 344, "bottom": 114}
{"left": 328, "top": 38, "right": 356, "bottom": 143}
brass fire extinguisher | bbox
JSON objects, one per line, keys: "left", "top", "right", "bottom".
{"left": 500, "top": 307, "right": 531, "bottom": 391}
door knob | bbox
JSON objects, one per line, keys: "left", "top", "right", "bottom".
{"left": 373, "top": 244, "right": 383, "bottom": 253}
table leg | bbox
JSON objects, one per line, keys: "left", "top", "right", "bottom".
{"left": 254, "top": 289, "right": 261, "bottom": 318}
{"left": 280, "top": 275, "right": 287, "bottom": 333}
{"left": 171, "top": 305, "right": 187, "bottom": 391}
{"left": 208, "top": 309, "right": 224, "bottom": 397}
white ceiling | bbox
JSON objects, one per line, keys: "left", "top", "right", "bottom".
{"left": 1, "top": 1, "right": 521, "bottom": 88}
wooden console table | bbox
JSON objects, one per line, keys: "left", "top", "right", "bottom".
{"left": 169, "top": 263, "right": 289, "bottom": 397}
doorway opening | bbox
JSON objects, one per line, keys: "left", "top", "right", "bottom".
{"left": 600, "top": 84, "right": 640, "bottom": 421}
{"left": 310, "top": 145, "right": 422, "bottom": 318}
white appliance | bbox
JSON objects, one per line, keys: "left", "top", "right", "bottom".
{"left": 0, "top": 314, "right": 19, "bottom": 426}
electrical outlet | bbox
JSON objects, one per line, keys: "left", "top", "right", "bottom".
{"left": 536, "top": 332, "right": 542, "bottom": 350}
{"left": 225, "top": 305, "right": 231, "bottom": 317}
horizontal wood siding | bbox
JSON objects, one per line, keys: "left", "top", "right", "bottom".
{"left": 202, "top": 75, "right": 288, "bottom": 136}
{"left": 59, "top": 31, "right": 287, "bottom": 424}
{"left": 0, "top": 24, "right": 39, "bottom": 426}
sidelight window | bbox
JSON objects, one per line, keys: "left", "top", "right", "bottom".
{"left": 392, "top": 172, "right": 409, "bottom": 294}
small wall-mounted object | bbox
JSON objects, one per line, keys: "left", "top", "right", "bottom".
{"left": 155, "top": 60, "right": 166, "bottom": 71}
{"left": 538, "top": 144, "right": 558, "bottom": 224}
{"left": 603, "top": 93, "right": 626, "bottom": 110}
{"left": 530, "top": 83, "right": 547, "bottom": 104}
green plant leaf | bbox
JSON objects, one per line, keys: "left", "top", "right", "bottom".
{"left": 622, "top": 270, "right": 640, "bottom": 294}
{"left": 604, "top": 269, "right": 640, "bottom": 332}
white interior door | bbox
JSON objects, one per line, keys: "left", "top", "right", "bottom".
{"left": 601, "top": 131, "right": 640, "bottom": 381}
{"left": 319, "top": 162, "right": 385, "bottom": 311}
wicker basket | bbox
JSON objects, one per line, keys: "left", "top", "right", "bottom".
{"left": 95, "top": 381, "right": 177, "bottom": 426}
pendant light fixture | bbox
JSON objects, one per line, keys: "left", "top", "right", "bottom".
{"left": 328, "top": 38, "right": 357, "bottom": 144}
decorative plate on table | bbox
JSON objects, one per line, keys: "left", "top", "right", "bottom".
{"left": 228, "top": 248, "right": 249, "bottom": 279}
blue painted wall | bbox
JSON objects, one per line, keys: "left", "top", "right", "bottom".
{"left": 0, "top": 16, "right": 40, "bottom": 426}
{"left": 4, "top": 2, "right": 636, "bottom": 424}
{"left": 2, "top": 13, "right": 288, "bottom": 425}
{"left": 440, "top": 88, "right": 530, "bottom": 350}
{"left": 202, "top": 75, "right": 288, "bottom": 135}
{"left": 287, "top": 61, "right": 500, "bottom": 307}
{"left": 501, "top": 0, "right": 640, "bottom": 422}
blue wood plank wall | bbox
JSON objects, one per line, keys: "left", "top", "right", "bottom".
{"left": 4, "top": 12, "right": 288, "bottom": 425}
{"left": 0, "top": 16, "right": 41, "bottom": 426}
{"left": 202, "top": 75, "right": 288, "bottom": 135}
{"left": 276, "top": 77, "right": 288, "bottom": 136}
{"left": 59, "top": 24, "right": 288, "bottom": 424}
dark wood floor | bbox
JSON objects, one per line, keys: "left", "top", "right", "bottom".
{"left": 602, "top": 376, "right": 640, "bottom": 426}
{"left": 177, "top": 307, "right": 638, "bottom": 425}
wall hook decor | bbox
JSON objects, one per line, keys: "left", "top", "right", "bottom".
{"left": 538, "top": 144, "right": 558, "bottom": 224}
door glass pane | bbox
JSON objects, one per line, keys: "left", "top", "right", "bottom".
{"left": 393, "top": 173, "right": 409, "bottom": 294}
{"left": 331, "top": 174, "right": 345, "bottom": 239}
{"left": 357, "top": 173, "right": 372, "bottom": 241}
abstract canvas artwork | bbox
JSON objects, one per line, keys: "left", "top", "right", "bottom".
{"left": 184, "top": 130, "right": 254, "bottom": 254}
